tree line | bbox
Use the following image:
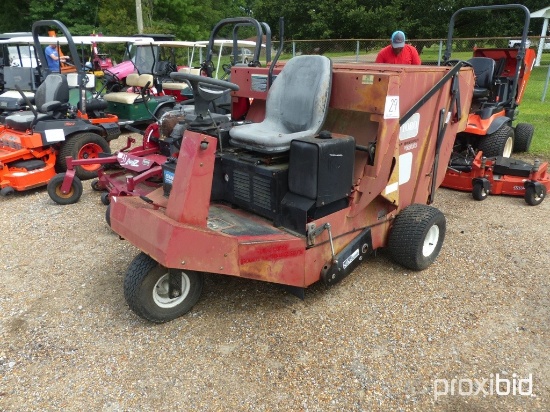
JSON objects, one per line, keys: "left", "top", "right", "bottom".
{"left": 1, "top": 0, "right": 548, "bottom": 42}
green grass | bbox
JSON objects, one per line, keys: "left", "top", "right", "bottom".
{"left": 517, "top": 66, "right": 550, "bottom": 158}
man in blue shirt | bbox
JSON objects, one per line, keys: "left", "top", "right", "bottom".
{"left": 45, "top": 42, "right": 68, "bottom": 72}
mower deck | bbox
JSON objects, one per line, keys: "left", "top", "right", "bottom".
{"left": 112, "top": 191, "right": 311, "bottom": 287}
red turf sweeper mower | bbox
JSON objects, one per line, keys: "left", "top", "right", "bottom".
{"left": 108, "top": 17, "right": 476, "bottom": 323}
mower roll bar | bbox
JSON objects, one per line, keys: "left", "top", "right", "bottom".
{"left": 231, "top": 22, "right": 272, "bottom": 67}
{"left": 203, "top": 17, "right": 264, "bottom": 78}
{"left": 444, "top": 4, "right": 530, "bottom": 109}
{"left": 268, "top": 17, "right": 285, "bottom": 90}
{"left": 32, "top": 20, "right": 89, "bottom": 114}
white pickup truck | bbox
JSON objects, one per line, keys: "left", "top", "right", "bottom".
{"left": 508, "top": 39, "right": 550, "bottom": 49}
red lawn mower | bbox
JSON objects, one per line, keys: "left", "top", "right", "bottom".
{"left": 106, "top": 17, "right": 476, "bottom": 323}
{"left": 47, "top": 23, "right": 269, "bottom": 209}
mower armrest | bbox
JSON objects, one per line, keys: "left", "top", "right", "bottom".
{"left": 40, "top": 100, "right": 64, "bottom": 113}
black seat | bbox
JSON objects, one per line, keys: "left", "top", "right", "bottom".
{"left": 229, "top": 55, "right": 333, "bottom": 154}
{"left": 5, "top": 74, "right": 69, "bottom": 131}
{"left": 468, "top": 57, "right": 495, "bottom": 99}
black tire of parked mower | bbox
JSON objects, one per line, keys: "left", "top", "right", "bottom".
{"left": 91, "top": 179, "right": 103, "bottom": 191}
{"left": 124, "top": 252, "right": 205, "bottom": 323}
{"left": 47, "top": 173, "right": 83, "bottom": 205}
{"left": 472, "top": 182, "right": 489, "bottom": 201}
{"left": 100, "top": 191, "right": 110, "bottom": 206}
{"left": 513, "top": 123, "right": 534, "bottom": 153}
{"left": 387, "top": 204, "right": 446, "bottom": 271}
{"left": 477, "top": 125, "right": 514, "bottom": 158}
{"left": 56, "top": 132, "right": 111, "bottom": 180}
{"left": 0, "top": 186, "right": 15, "bottom": 196}
{"left": 524, "top": 185, "right": 546, "bottom": 206}
{"left": 105, "top": 204, "right": 111, "bottom": 227}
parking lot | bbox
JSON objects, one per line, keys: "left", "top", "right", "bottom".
{"left": 0, "top": 136, "right": 548, "bottom": 411}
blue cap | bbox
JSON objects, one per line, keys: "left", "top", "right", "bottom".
{"left": 391, "top": 31, "right": 406, "bottom": 48}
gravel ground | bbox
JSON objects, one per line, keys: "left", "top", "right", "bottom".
{"left": 0, "top": 135, "right": 549, "bottom": 411}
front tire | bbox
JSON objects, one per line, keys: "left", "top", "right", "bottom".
{"left": 387, "top": 204, "right": 446, "bottom": 271}
{"left": 124, "top": 253, "right": 204, "bottom": 323}
{"left": 472, "top": 181, "right": 488, "bottom": 201}
{"left": 57, "top": 133, "right": 111, "bottom": 180}
{"left": 47, "top": 173, "right": 83, "bottom": 205}
{"left": 524, "top": 185, "right": 546, "bottom": 206}
{"left": 477, "top": 124, "right": 514, "bottom": 158}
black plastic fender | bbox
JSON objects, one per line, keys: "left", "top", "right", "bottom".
{"left": 486, "top": 116, "right": 511, "bottom": 135}
{"left": 35, "top": 119, "right": 105, "bottom": 145}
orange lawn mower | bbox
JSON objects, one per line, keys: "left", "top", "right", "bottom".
{"left": 0, "top": 20, "right": 121, "bottom": 196}
{"left": 106, "top": 17, "right": 476, "bottom": 323}
{"left": 440, "top": 5, "right": 547, "bottom": 205}
{"left": 443, "top": 4, "right": 536, "bottom": 159}
{"left": 443, "top": 148, "right": 549, "bottom": 205}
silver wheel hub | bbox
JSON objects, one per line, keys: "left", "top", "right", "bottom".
{"left": 423, "top": 225, "right": 440, "bottom": 257}
{"left": 153, "top": 272, "right": 191, "bottom": 308}
{"left": 503, "top": 136, "right": 513, "bottom": 158}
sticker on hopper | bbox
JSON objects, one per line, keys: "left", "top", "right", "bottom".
{"left": 384, "top": 96, "right": 399, "bottom": 119}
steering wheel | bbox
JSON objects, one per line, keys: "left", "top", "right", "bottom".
{"left": 170, "top": 72, "right": 239, "bottom": 118}
{"left": 170, "top": 72, "right": 239, "bottom": 92}
{"left": 444, "top": 59, "right": 474, "bottom": 68}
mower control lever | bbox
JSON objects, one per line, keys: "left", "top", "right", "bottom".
{"left": 307, "top": 222, "right": 336, "bottom": 263}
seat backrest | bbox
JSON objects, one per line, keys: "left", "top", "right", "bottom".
{"left": 34, "top": 73, "right": 69, "bottom": 112}
{"left": 229, "top": 55, "right": 332, "bottom": 153}
{"left": 178, "top": 67, "right": 201, "bottom": 76}
{"left": 468, "top": 57, "right": 495, "bottom": 89}
{"left": 136, "top": 74, "right": 154, "bottom": 89}
{"left": 126, "top": 73, "right": 140, "bottom": 87}
{"left": 266, "top": 55, "right": 332, "bottom": 135}
{"left": 67, "top": 72, "right": 96, "bottom": 89}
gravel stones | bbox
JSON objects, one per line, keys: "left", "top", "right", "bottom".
{"left": 0, "top": 138, "right": 548, "bottom": 411}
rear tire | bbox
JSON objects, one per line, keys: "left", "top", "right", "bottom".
{"left": 513, "top": 123, "right": 534, "bottom": 153}
{"left": 124, "top": 253, "right": 204, "bottom": 323}
{"left": 47, "top": 173, "right": 83, "bottom": 205}
{"left": 57, "top": 133, "right": 111, "bottom": 180}
{"left": 477, "top": 125, "right": 514, "bottom": 158}
{"left": 388, "top": 204, "right": 446, "bottom": 271}
{"left": 524, "top": 185, "right": 546, "bottom": 206}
